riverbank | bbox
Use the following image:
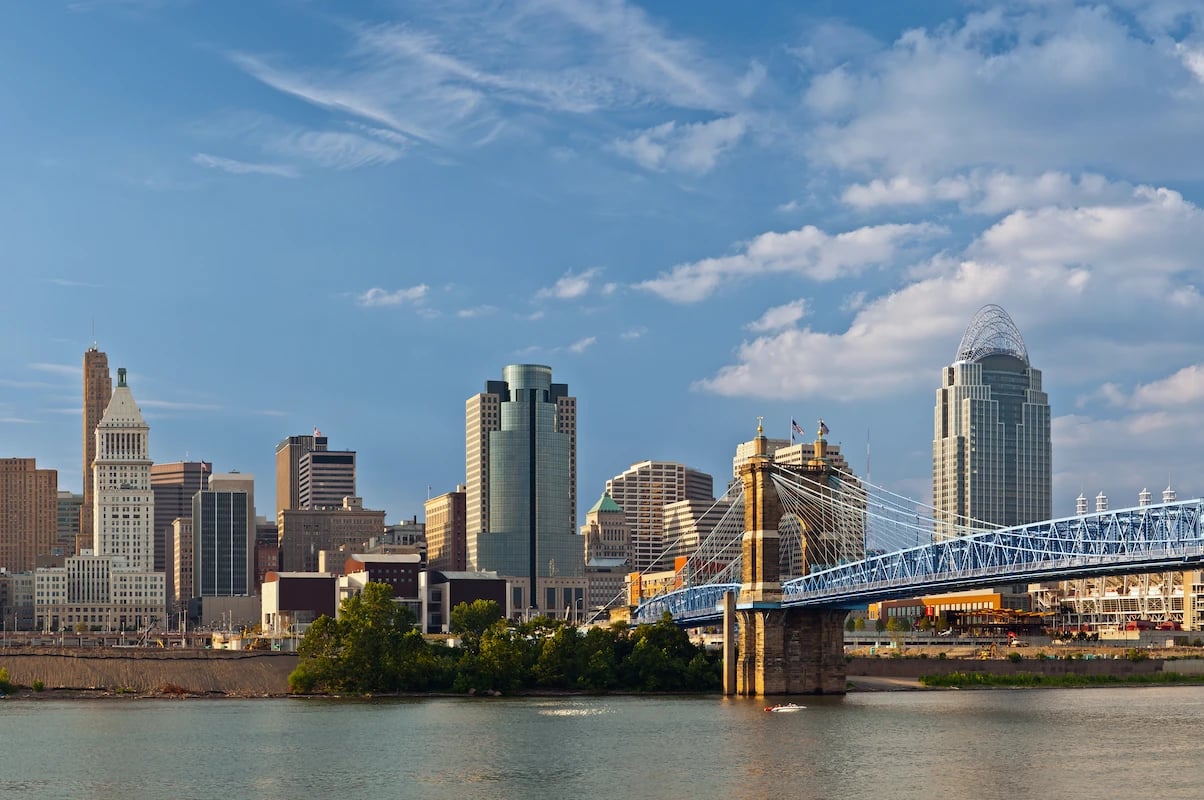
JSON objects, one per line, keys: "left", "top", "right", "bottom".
{"left": 5, "top": 647, "right": 1203, "bottom": 699}
{"left": 0, "top": 648, "right": 298, "bottom": 697}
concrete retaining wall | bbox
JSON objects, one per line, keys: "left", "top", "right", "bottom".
{"left": 0, "top": 648, "right": 298, "bottom": 695}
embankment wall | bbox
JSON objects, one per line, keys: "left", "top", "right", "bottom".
{"left": 0, "top": 648, "right": 298, "bottom": 695}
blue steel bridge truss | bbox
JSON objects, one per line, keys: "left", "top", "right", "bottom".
{"left": 632, "top": 500, "right": 1204, "bottom": 626}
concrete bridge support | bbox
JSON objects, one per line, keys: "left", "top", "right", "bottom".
{"left": 728, "top": 422, "right": 847, "bottom": 696}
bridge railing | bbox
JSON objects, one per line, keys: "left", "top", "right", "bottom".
{"left": 633, "top": 500, "right": 1204, "bottom": 624}
{"left": 783, "top": 500, "right": 1204, "bottom": 606}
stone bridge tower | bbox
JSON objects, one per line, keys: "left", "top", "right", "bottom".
{"left": 722, "top": 421, "right": 848, "bottom": 696}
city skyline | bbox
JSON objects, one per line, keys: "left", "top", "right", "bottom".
{"left": 4, "top": 2, "right": 1204, "bottom": 524}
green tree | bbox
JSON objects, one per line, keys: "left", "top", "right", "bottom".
{"left": 845, "top": 615, "right": 856, "bottom": 632}
{"left": 854, "top": 617, "right": 866, "bottom": 632}
{"left": 289, "top": 582, "right": 426, "bottom": 694}
{"left": 450, "top": 599, "right": 504, "bottom": 655}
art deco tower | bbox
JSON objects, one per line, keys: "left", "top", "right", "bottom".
{"left": 79, "top": 346, "right": 112, "bottom": 553}
{"left": 94, "top": 367, "right": 154, "bottom": 569}
{"left": 933, "top": 305, "right": 1051, "bottom": 538}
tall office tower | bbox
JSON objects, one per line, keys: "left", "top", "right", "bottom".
{"left": 55, "top": 490, "right": 83, "bottom": 557}
{"left": 150, "top": 461, "right": 211, "bottom": 602}
{"left": 425, "top": 485, "right": 467, "bottom": 571}
{"left": 275, "top": 432, "right": 323, "bottom": 522}
{"left": 933, "top": 304, "right": 1051, "bottom": 539}
{"left": 34, "top": 368, "right": 165, "bottom": 631}
{"left": 192, "top": 474, "right": 253, "bottom": 597}
{"left": 79, "top": 346, "right": 112, "bottom": 554}
{"left": 466, "top": 364, "right": 581, "bottom": 611}
{"left": 0, "top": 459, "right": 58, "bottom": 572}
{"left": 298, "top": 448, "right": 356, "bottom": 510}
{"left": 275, "top": 431, "right": 356, "bottom": 519}
{"left": 94, "top": 368, "right": 156, "bottom": 569}
{"left": 604, "top": 461, "right": 714, "bottom": 573}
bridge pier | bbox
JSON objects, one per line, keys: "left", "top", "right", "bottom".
{"left": 729, "top": 421, "right": 847, "bottom": 696}
{"left": 734, "top": 607, "right": 847, "bottom": 695}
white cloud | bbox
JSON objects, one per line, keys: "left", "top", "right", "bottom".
{"left": 842, "top": 170, "right": 1130, "bottom": 215}
{"left": 620, "top": 326, "right": 647, "bottom": 340}
{"left": 358, "top": 285, "right": 429, "bottom": 307}
{"left": 637, "top": 222, "right": 944, "bottom": 303}
{"left": 1126, "top": 364, "right": 1204, "bottom": 409}
{"left": 536, "top": 268, "right": 602, "bottom": 300}
{"left": 696, "top": 187, "right": 1204, "bottom": 401}
{"left": 457, "top": 305, "right": 497, "bottom": 318}
{"left": 804, "top": 5, "right": 1204, "bottom": 181}
{"left": 612, "top": 115, "right": 747, "bottom": 174}
{"left": 192, "top": 152, "right": 299, "bottom": 178}
{"left": 568, "top": 336, "right": 597, "bottom": 354}
{"left": 746, "top": 299, "right": 807, "bottom": 333}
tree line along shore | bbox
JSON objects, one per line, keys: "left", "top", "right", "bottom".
{"left": 4, "top": 584, "right": 1203, "bottom": 698}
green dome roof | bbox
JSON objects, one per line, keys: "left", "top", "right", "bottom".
{"left": 588, "top": 491, "right": 622, "bottom": 514}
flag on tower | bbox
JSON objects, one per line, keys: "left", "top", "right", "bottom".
{"left": 819, "top": 420, "right": 830, "bottom": 436}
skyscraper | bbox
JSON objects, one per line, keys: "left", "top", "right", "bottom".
{"left": 465, "top": 364, "right": 581, "bottom": 612}
{"left": 604, "top": 461, "right": 714, "bottom": 572}
{"left": 151, "top": 461, "right": 211, "bottom": 602}
{"left": 192, "top": 474, "right": 253, "bottom": 597}
{"left": 933, "top": 305, "right": 1051, "bottom": 538}
{"left": 79, "top": 346, "right": 112, "bottom": 554}
{"left": 275, "top": 431, "right": 356, "bottom": 520}
{"left": 93, "top": 368, "right": 155, "bottom": 570}
{"left": 0, "top": 458, "right": 57, "bottom": 572}
{"left": 36, "top": 366, "right": 166, "bottom": 631}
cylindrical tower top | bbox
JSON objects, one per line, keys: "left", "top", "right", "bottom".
{"left": 502, "top": 364, "right": 553, "bottom": 391}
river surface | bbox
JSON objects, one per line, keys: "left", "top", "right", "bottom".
{"left": 1, "top": 688, "right": 1202, "bottom": 799}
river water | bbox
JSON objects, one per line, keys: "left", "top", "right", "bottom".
{"left": 1, "top": 688, "right": 1201, "bottom": 799}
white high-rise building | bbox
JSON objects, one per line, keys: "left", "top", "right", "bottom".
{"left": 933, "top": 305, "right": 1051, "bottom": 539}
{"left": 605, "top": 461, "right": 714, "bottom": 573}
{"left": 35, "top": 368, "right": 166, "bottom": 631}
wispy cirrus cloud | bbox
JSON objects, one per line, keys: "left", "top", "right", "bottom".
{"left": 139, "top": 399, "right": 222, "bottom": 412}
{"left": 227, "top": 0, "right": 751, "bottom": 161}
{"left": 357, "top": 285, "right": 429, "bottom": 307}
{"left": 48, "top": 277, "right": 103, "bottom": 289}
{"left": 29, "top": 362, "right": 82, "bottom": 379}
{"left": 271, "top": 130, "right": 402, "bottom": 170}
{"left": 192, "top": 152, "right": 299, "bottom": 178}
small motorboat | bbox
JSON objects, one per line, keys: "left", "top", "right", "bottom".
{"left": 764, "top": 702, "right": 805, "bottom": 713}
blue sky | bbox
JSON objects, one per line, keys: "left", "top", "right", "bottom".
{"left": 3, "top": 0, "right": 1204, "bottom": 525}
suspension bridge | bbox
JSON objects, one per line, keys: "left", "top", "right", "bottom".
{"left": 628, "top": 424, "right": 1204, "bottom": 696}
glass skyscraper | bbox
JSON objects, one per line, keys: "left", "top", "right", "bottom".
{"left": 466, "top": 364, "right": 582, "bottom": 612}
{"left": 933, "top": 305, "right": 1051, "bottom": 539}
